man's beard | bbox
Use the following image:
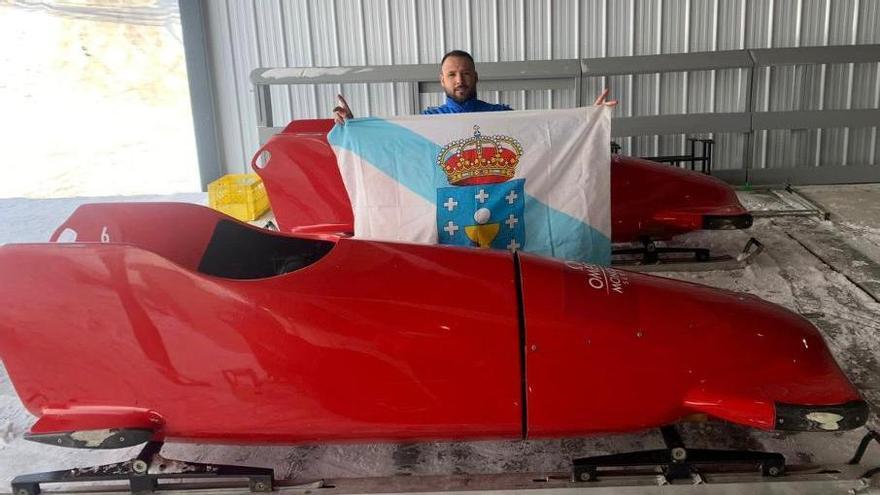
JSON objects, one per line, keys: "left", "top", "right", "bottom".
{"left": 445, "top": 86, "right": 476, "bottom": 103}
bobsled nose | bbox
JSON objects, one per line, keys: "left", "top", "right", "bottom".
{"left": 517, "top": 254, "right": 865, "bottom": 436}
{"left": 678, "top": 294, "right": 866, "bottom": 431}
{"left": 683, "top": 391, "right": 869, "bottom": 432}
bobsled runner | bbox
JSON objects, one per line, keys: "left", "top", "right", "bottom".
{"left": 0, "top": 202, "right": 869, "bottom": 493}
{"left": 251, "top": 119, "right": 756, "bottom": 270}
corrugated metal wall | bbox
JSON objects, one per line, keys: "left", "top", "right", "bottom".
{"left": 203, "top": 0, "right": 880, "bottom": 175}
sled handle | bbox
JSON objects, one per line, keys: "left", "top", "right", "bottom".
{"left": 251, "top": 145, "right": 272, "bottom": 171}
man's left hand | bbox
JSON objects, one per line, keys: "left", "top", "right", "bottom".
{"left": 594, "top": 88, "right": 618, "bottom": 107}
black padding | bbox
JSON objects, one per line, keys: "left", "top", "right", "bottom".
{"left": 775, "top": 400, "right": 869, "bottom": 432}
{"left": 198, "top": 220, "right": 334, "bottom": 279}
{"left": 702, "top": 213, "right": 753, "bottom": 230}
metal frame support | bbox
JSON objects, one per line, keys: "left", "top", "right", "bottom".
{"left": 254, "top": 84, "right": 273, "bottom": 128}
{"left": 244, "top": 44, "right": 880, "bottom": 185}
{"left": 743, "top": 50, "right": 760, "bottom": 184}
{"left": 571, "top": 425, "right": 786, "bottom": 483}
{"left": 10, "top": 440, "right": 274, "bottom": 495}
{"left": 179, "top": 0, "right": 224, "bottom": 190}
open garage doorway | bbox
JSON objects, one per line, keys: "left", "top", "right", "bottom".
{"left": 0, "top": 0, "right": 201, "bottom": 198}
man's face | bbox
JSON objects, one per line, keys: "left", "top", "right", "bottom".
{"left": 440, "top": 56, "right": 478, "bottom": 103}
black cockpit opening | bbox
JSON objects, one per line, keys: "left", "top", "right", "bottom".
{"left": 198, "top": 220, "right": 334, "bottom": 279}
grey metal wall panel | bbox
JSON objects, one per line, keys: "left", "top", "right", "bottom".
{"left": 552, "top": 0, "right": 576, "bottom": 58}
{"left": 361, "top": 0, "right": 394, "bottom": 116}
{"left": 745, "top": 0, "right": 773, "bottom": 48}
{"left": 771, "top": 0, "right": 799, "bottom": 47}
{"left": 226, "top": 0, "right": 260, "bottom": 171}
{"left": 417, "top": 0, "right": 443, "bottom": 63}
{"left": 801, "top": 0, "right": 831, "bottom": 46}
{"left": 660, "top": 0, "right": 687, "bottom": 140}
{"left": 280, "top": 1, "right": 318, "bottom": 119}
{"left": 829, "top": 0, "right": 858, "bottom": 45}
{"left": 579, "top": 0, "right": 604, "bottom": 58}
{"left": 471, "top": 0, "right": 496, "bottom": 61}
{"left": 205, "top": 1, "right": 244, "bottom": 173}
{"left": 524, "top": 0, "right": 550, "bottom": 110}
{"left": 688, "top": 0, "right": 715, "bottom": 52}
{"left": 254, "top": 0, "right": 291, "bottom": 127}
{"left": 607, "top": 0, "right": 634, "bottom": 153}
{"left": 717, "top": 0, "right": 746, "bottom": 50}
{"left": 202, "top": 0, "right": 880, "bottom": 176}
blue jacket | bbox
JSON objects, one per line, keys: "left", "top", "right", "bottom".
{"left": 423, "top": 96, "right": 512, "bottom": 114}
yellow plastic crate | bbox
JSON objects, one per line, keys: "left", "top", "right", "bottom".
{"left": 208, "top": 173, "right": 270, "bottom": 222}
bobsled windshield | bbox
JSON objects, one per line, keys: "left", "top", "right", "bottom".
{"left": 198, "top": 219, "right": 334, "bottom": 279}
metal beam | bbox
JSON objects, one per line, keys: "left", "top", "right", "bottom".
{"left": 247, "top": 44, "right": 880, "bottom": 186}
{"left": 753, "top": 109, "right": 880, "bottom": 130}
{"left": 251, "top": 64, "right": 438, "bottom": 85}
{"left": 179, "top": 0, "right": 223, "bottom": 189}
{"left": 581, "top": 50, "right": 752, "bottom": 77}
{"left": 420, "top": 78, "right": 574, "bottom": 93}
{"left": 612, "top": 113, "right": 751, "bottom": 137}
{"left": 751, "top": 45, "right": 880, "bottom": 66}
{"left": 252, "top": 60, "right": 579, "bottom": 90}
{"left": 719, "top": 164, "right": 880, "bottom": 186}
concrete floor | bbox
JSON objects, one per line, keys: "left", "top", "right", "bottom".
{"left": 1, "top": 186, "right": 879, "bottom": 487}
{"left": 799, "top": 184, "right": 880, "bottom": 230}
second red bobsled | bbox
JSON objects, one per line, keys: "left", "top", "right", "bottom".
{"left": 252, "top": 119, "right": 752, "bottom": 243}
{"left": 0, "top": 202, "right": 865, "bottom": 449}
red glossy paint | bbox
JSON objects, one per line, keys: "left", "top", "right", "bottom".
{"left": 253, "top": 120, "right": 352, "bottom": 240}
{"left": 30, "top": 408, "right": 164, "bottom": 436}
{"left": 518, "top": 255, "right": 860, "bottom": 434}
{"left": 609, "top": 154, "right": 749, "bottom": 242}
{"left": 0, "top": 203, "right": 863, "bottom": 446}
{"left": 5, "top": 204, "right": 522, "bottom": 445}
{"left": 252, "top": 119, "right": 750, "bottom": 243}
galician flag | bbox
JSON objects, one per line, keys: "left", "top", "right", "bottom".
{"left": 327, "top": 106, "right": 611, "bottom": 265}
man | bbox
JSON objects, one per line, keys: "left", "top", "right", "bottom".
{"left": 333, "top": 50, "right": 616, "bottom": 124}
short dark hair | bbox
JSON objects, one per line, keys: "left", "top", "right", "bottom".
{"left": 440, "top": 50, "right": 474, "bottom": 68}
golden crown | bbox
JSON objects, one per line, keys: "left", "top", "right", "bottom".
{"left": 436, "top": 125, "right": 523, "bottom": 186}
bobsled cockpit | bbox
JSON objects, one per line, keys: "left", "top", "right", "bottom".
{"left": 198, "top": 220, "right": 333, "bottom": 279}
{"left": 49, "top": 202, "right": 335, "bottom": 280}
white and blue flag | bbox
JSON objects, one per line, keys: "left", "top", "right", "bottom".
{"left": 328, "top": 107, "right": 611, "bottom": 264}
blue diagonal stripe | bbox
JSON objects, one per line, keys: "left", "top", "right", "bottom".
{"left": 524, "top": 196, "right": 611, "bottom": 265}
{"left": 328, "top": 118, "right": 446, "bottom": 203}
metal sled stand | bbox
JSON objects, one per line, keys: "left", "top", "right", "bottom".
{"left": 8, "top": 430, "right": 879, "bottom": 495}
{"left": 565, "top": 427, "right": 880, "bottom": 493}
{"left": 10, "top": 441, "right": 274, "bottom": 495}
{"left": 571, "top": 425, "right": 784, "bottom": 483}
{"left": 613, "top": 237, "right": 764, "bottom": 272}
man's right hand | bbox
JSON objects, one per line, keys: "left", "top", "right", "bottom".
{"left": 333, "top": 94, "right": 353, "bottom": 125}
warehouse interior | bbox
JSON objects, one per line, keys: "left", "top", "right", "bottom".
{"left": 1, "top": 1, "right": 880, "bottom": 494}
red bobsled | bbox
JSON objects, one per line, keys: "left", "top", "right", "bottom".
{"left": 0, "top": 202, "right": 865, "bottom": 449}
{"left": 252, "top": 119, "right": 752, "bottom": 243}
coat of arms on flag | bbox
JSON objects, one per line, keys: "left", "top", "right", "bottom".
{"left": 435, "top": 126, "right": 525, "bottom": 252}
{"left": 327, "top": 107, "right": 612, "bottom": 265}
